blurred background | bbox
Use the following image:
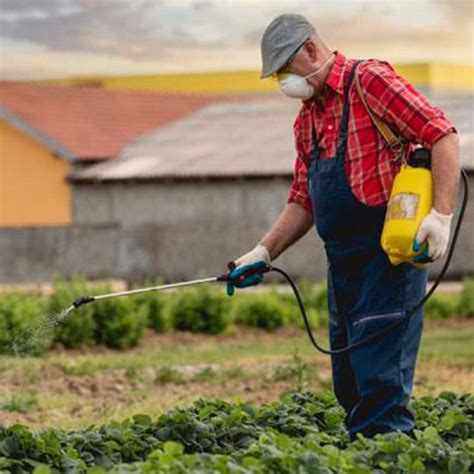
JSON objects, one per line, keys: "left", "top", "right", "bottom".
{"left": 0, "top": 0, "right": 472, "bottom": 285}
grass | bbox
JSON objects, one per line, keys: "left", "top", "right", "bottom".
{"left": 0, "top": 322, "right": 472, "bottom": 429}
{"left": 418, "top": 326, "right": 474, "bottom": 367}
{"left": 0, "top": 392, "right": 38, "bottom": 414}
{"left": 26, "top": 324, "right": 474, "bottom": 374}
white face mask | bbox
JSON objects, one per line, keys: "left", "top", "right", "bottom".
{"left": 277, "top": 53, "right": 335, "bottom": 100}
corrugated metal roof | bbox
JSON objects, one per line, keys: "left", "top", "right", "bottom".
{"left": 71, "top": 90, "right": 473, "bottom": 181}
{"left": 71, "top": 97, "right": 299, "bottom": 180}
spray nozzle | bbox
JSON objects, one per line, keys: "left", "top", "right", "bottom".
{"left": 72, "top": 295, "right": 95, "bottom": 308}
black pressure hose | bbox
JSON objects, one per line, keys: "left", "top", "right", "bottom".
{"left": 267, "top": 169, "right": 469, "bottom": 355}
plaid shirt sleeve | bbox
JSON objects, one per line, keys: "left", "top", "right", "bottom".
{"left": 360, "top": 61, "right": 456, "bottom": 148}
{"left": 287, "top": 113, "right": 313, "bottom": 215}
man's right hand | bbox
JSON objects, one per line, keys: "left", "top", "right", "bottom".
{"left": 226, "top": 244, "right": 270, "bottom": 296}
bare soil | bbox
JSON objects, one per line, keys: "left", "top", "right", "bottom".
{"left": 0, "top": 324, "right": 471, "bottom": 430}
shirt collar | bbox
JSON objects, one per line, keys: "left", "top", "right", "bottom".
{"left": 325, "top": 51, "right": 349, "bottom": 95}
{"left": 300, "top": 51, "right": 348, "bottom": 111}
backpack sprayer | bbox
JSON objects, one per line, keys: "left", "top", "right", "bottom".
{"left": 69, "top": 157, "right": 469, "bottom": 356}
{"left": 381, "top": 148, "right": 434, "bottom": 267}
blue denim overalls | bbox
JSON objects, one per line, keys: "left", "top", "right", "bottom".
{"left": 307, "top": 61, "right": 428, "bottom": 439}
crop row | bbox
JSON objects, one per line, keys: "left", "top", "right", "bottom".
{"left": 0, "top": 276, "right": 473, "bottom": 354}
{"left": 0, "top": 391, "right": 472, "bottom": 473}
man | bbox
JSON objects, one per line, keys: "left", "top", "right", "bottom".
{"left": 226, "top": 14, "right": 459, "bottom": 439}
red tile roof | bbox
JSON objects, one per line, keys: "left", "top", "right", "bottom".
{"left": 0, "top": 81, "right": 242, "bottom": 161}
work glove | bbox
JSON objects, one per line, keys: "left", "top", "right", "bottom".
{"left": 413, "top": 208, "right": 453, "bottom": 264}
{"left": 226, "top": 244, "right": 271, "bottom": 296}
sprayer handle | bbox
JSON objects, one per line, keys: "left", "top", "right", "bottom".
{"left": 216, "top": 260, "right": 272, "bottom": 283}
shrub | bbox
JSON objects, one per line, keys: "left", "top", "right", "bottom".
{"left": 0, "top": 291, "right": 51, "bottom": 356}
{"left": 93, "top": 296, "right": 148, "bottom": 349}
{"left": 297, "top": 279, "right": 319, "bottom": 309}
{"left": 289, "top": 280, "right": 328, "bottom": 329}
{"left": 268, "top": 287, "right": 300, "bottom": 325}
{"left": 132, "top": 279, "right": 168, "bottom": 333}
{"left": 424, "top": 293, "right": 459, "bottom": 320}
{"left": 314, "top": 281, "right": 329, "bottom": 319}
{"left": 46, "top": 275, "right": 98, "bottom": 348}
{"left": 165, "top": 286, "right": 229, "bottom": 334}
{"left": 47, "top": 275, "right": 148, "bottom": 350}
{"left": 230, "top": 293, "right": 287, "bottom": 331}
{"left": 458, "top": 278, "right": 474, "bottom": 318}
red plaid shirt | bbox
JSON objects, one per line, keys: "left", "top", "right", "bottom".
{"left": 288, "top": 52, "right": 456, "bottom": 214}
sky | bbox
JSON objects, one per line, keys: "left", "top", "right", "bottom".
{"left": 0, "top": 0, "right": 472, "bottom": 80}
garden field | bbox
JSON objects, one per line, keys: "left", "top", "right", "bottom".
{"left": 0, "top": 277, "right": 473, "bottom": 472}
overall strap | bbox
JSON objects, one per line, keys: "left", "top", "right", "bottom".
{"left": 354, "top": 62, "right": 407, "bottom": 163}
{"left": 336, "top": 60, "right": 363, "bottom": 154}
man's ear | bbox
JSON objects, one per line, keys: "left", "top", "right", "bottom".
{"left": 303, "top": 39, "right": 319, "bottom": 62}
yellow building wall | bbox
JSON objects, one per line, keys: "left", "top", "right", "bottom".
{"left": 0, "top": 120, "right": 72, "bottom": 226}
{"left": 393, "top": 63, "right": 430, "bottom": 86}
{"left": 42, "top": 70, "right": 279, "bottom": 94}
{"left": 429, "top": 64, "right": 474, "bottom": 90}
{"left": 40, "top": 63, "right": 474, "bottom": 94}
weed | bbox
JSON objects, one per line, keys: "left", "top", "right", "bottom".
{"left": 1, "top": 392, "right": 38, "bottom": 414}
{"left": 154, "top": 367, "right": 185, "bottom": 385}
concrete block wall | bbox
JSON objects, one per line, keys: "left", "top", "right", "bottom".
{"left": 71, "top": 177, "right": 474, "bottom": 282}
{"left": 1, "top": 176, "right": 472, "bottom": 284}
{"left": 0, "top": 223, "right": 120, "bottom": 283}
{"left": 71, "top": 179, "right": 328, "bottom": 282}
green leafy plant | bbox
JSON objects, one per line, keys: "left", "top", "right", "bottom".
{"left": 1, "top": 392, "right": 37, "bottom": 414}
{"left": 191, "top": 366, "right": 217, "bottom": 383}
{"left": 165, "top": 286, "right": 230, "bottom": 334}
{"left": 46, "top": 275, "right": 148, "bottom": 350}
{"left": 0, "top": 391, "right": 472, "bottom": 473}
{"left": 424, "top": 293, "right": 459, "bottom": 320}
{"left": 154, "top": 367, "right": 185, "bottom": 385}
{"left": 93, "top": 296, "right": 148, "bottom": 349}
{"left": 0, "top": 291, "right": 51, "bottom": 356}
{"left": 313, "top": 281, "right": 329, "bottom": 325}
{"left": 458, "top": 278, "right": 474, "bottom": 318}
{"left": 230, "top": 293, "right": 287, "bottom": 331}
{"left": 132, "top": 278, "right": 169, "bottom": 333}
{"left": 273, "top": 349, "right": 314, "bottom": 391}
{"left": 46, "top": 274, "right": 98, "bottom": 348}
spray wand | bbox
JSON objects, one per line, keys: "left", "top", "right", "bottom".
{"left": 71, "top": 262, "right": 271, "bottom": 309}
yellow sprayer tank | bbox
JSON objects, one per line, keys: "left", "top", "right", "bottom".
{"left": 381, "top": 148, "right": 433, "bottom": 267}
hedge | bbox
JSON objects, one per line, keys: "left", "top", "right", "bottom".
{"left": 164, "top": 285, "right": 230, "bottom": 335}
{"left": 0, "top": 276, "right": 473, "bottom": 354}
{"left": 0, "top": 291, "right": 50, "bottom": 356}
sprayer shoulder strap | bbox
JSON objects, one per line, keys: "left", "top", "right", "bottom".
{"left": 354, "top": 62, "right": 406, "bottom": 156}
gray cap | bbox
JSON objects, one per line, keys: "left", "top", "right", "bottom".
{"left": 260, "top": 14, "right": 315, "bottom": 78}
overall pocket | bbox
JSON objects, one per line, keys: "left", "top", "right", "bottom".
{"left": 349, "top": 310, "right": 406, "bottom": 393}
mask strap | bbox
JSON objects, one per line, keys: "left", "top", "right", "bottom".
{"left": 305, "top": 52, "right": 336, "bottom": 80}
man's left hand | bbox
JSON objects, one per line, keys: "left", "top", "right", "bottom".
{"left": 413, "top": 208, "right": 453, "bottom": 263}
